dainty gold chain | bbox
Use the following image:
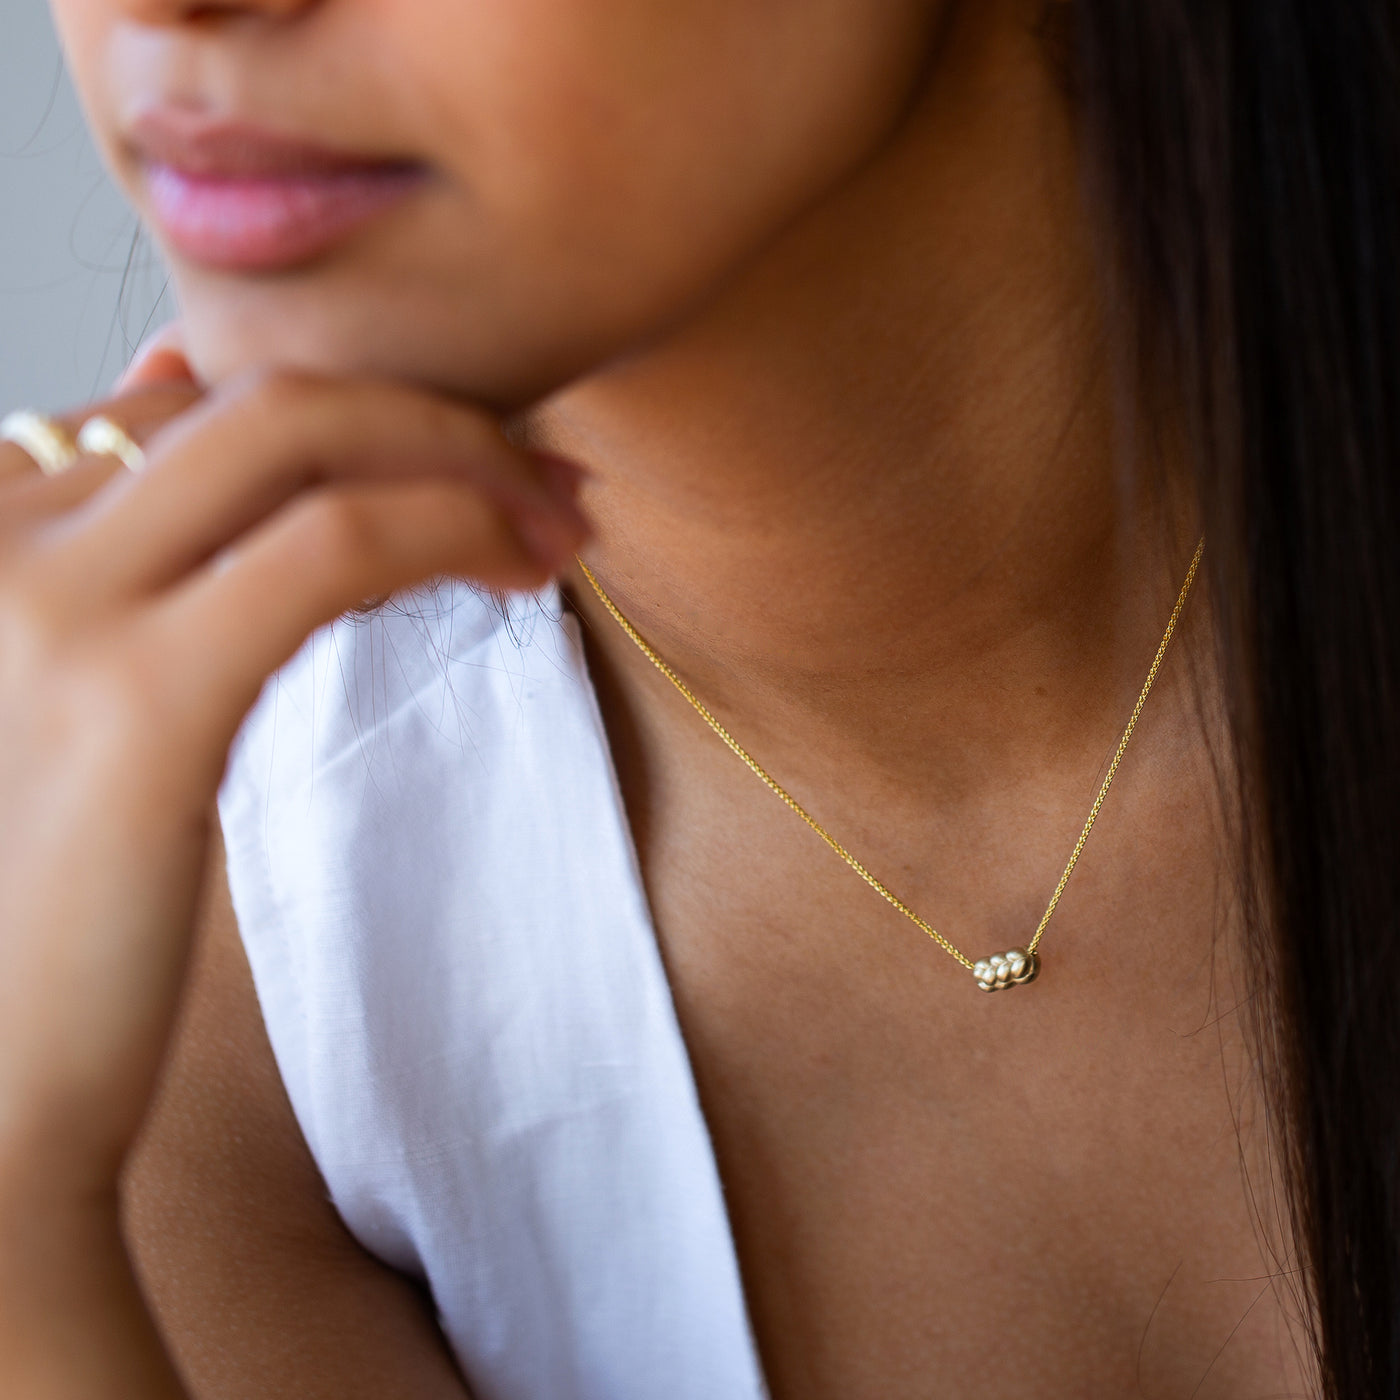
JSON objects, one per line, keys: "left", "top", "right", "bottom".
{"left": 576, "top": 539, "right": 1204, "bottom": 979}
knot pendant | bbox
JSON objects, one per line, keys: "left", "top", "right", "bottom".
{"left": 973, "top": 947, "right": 1039, "bottom": 992}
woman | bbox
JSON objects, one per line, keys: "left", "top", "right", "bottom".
{"left": 0, "top": 0, "right": 1392, "bottom": 1394}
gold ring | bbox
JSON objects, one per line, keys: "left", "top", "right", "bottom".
{"left": 0, "top": 409, "right": 80, "bottom": 476}
{"left": 77, "top": 415, "right": 147, "bottom": 474}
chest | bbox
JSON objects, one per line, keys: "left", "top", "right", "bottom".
{"left": 620, "top": 744, "right": 1314, "bottom": 1399}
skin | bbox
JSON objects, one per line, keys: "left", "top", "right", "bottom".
{"left": 0, "top": 0, "right": 1317, "bottom": 1395}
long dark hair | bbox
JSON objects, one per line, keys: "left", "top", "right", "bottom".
{"left": 1071, "top": 1, "right": 1400, "bottom": 1393}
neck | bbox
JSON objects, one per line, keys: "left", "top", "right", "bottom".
{"left": 510, "top": 2, "right": 1204, "bottom": 794}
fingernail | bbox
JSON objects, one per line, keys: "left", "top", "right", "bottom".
{"left": 514, "top": 505, "right": 591, "bottom": 572}
{"left": 115, "top": 345, "right": 195, "bottom": 392}
{"left": 115, "top": 322, "right": 194, "bottom": 391}
{"left": 520, "top": 452, "right": 590, "bottom": 540}
{"left": 531, "top": 451, "right": 589, "bottom": 505}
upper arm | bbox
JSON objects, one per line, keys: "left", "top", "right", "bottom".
{"left": 121, "top": 815, "right": 472, "bottom": 1400}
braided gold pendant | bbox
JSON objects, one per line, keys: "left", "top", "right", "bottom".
{"left": 973, "top": 947, "right": 1039, "bottom": 992}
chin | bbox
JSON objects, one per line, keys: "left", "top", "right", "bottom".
{"left": 166, "top": 242, "right": 694, "bottom": 413}
{"left": 181, "top": 314, "right": 564, "bottom": 413}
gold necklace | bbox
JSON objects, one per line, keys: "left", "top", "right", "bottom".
{"left": 576, "top": 540, "right": 1204, "bottom": 993}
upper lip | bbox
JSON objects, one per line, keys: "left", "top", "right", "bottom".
{"left": 127, "top": 107, "right": 417, "bottom": 179}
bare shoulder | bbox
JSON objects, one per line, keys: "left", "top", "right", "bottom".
{"left": 121, "top": 813, "right": 471, "bottom": 1400}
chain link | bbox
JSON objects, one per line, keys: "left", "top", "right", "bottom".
{"left": 577, "top": 538, "right": 1204, "bottom": 981}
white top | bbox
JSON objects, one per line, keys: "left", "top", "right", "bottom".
{"left": 217, "top": 580, "right": 769, "bottom": 1400}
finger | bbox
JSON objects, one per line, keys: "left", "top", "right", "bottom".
{"left": 140, "top": 477, "right": 560, "bottom": 742}
{"left": 0, "top": 456, "right": 129, "bottom": 541}
{"left": 116, "top": 322, "right": 196, "bottom": 392}
{"left": 0, "top": 418, "right": 79, "bottom": 485}
{"left": 0, "top": 382, "right": 204, "bottom": 493}
{"left": 0, "top": 385, "right": 204, "bottom": 553}
{"left": 48, "top": 370, "right": 588, "bottom": 601}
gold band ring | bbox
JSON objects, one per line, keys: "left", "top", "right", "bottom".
{"left": 0, "top": 410, "right": 81, "bottom": 476}
{"left": 77, "top": 415, "right": 147, "bottom": 474}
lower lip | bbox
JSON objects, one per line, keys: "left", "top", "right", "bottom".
{"left": 144, "top": 162, "right": 428, "bottom": 272}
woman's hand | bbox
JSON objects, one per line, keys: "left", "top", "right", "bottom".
{"left": 0, "top": 344, "right": 589, "bottom": 1203}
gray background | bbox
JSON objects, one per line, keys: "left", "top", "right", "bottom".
{"left": 2, "top": 1, "right": 175, "bottom": 410}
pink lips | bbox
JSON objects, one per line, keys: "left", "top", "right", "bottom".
{"left": 131, "top": 112, "right": 429, "bottom": 272}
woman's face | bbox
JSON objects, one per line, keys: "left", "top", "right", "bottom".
{"left": 49, "top": 0, "right": 944, "bottom": 406}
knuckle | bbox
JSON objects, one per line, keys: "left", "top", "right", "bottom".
{"left": 58, "top": 653, "right": 150, "bottom": 740}
{"left": 41, "top": 653, "right": 189, "bottom": 780}
{"left": 291, "top": 492, "right": 382, "bottom": 569}
{"left": 412, "top": 390, "right": 480, "bottom": 453}
{"left": 0, "top": 578, "right": 63, "bottom": 670}
{"left": 0, "top": 614, "right": 152, "bottom": 763}
{"left": 233, "top": 364, "right": 329, "bottom": 421}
